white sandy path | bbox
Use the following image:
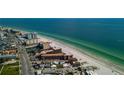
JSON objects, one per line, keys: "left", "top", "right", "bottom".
{"left": 37, "top": 35, "right": 121, "bottom": 75}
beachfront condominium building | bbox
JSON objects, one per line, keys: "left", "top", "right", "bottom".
{"left": 27, "top": 32, "right": 38, "bottom": 39}
{"left": 26, "top": 39, "right": 38, "bottom": 45}
{"left": 37, "top": 53, "right": 74, "bottom": 61}
{"left": 25, "top": 32, "right": 38, "bottom": 45}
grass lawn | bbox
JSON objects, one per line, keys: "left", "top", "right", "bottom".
{"left": 6, "top": 62, "right": 19, "bottom": 66}
{"left": 0, "top": 65, "right": 3, "bottom": 71}
{"left": 1, "top": 62, "right": 19, "bottom": 75}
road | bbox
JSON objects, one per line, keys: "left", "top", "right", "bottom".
{"left": 19, "top": 46, "right": 34, "bottom": 75}
{"left": 14, "top": 35, "right": 34, "bottom": 75}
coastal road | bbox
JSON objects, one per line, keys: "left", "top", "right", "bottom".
{"left": 15, "top": 37, "right": 34, "bottom": 75}
{"left": 18, "top": 45, "right": 34, "bottom": 75}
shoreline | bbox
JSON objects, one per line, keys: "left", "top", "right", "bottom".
{"left": 37, "top": 34, "right": 124, "bottom": 75}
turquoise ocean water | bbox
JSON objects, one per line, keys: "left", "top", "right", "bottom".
{"left": 0, "top": 18, "right": 124, "bottom": 70}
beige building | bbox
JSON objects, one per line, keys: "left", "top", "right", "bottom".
{"left": 26, "top": 39, "right": 38, "bottom": 45}
{"left": 42, "top": 42, "right": 51, "bottom": 49}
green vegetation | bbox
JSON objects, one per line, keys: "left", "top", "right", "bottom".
{"left": 6, "top": 62, "right": 19, "bottom": 66}
{"left": 0, "top": 62, "right": 19, "bottom": 75}
{"left": 0, "top": 65, "right": 3, "bottom": 71}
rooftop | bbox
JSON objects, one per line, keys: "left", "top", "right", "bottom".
{"left": 41, "top": 53, "right": 65, "bottom": 57}
{"left": 0, "top": 55, "right": 16, "bottom": 59}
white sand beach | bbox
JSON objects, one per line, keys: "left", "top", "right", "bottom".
{"left": 38, "top": 35, "right": 124, "bottom": 75}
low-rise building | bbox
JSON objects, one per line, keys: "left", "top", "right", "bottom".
{"left": 38, "top": 53, "right": 73, "bottom": 61}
